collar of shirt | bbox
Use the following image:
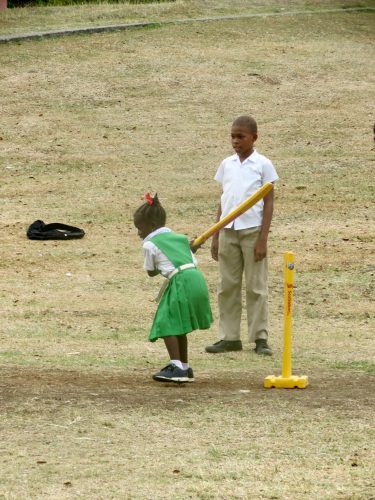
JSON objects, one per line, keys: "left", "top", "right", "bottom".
{"left": 233, "top": 149, "right": 258, "bottom": 165}
{"left": 144, "top": 227, "right": 171, "bottom": 243}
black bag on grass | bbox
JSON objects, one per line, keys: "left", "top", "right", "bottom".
{"left": 27, "top": 220, "right": 85, "bottom": 240}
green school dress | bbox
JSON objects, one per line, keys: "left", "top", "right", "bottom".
{"left": 149, "top": 231, "right": 213, "bottom": 342}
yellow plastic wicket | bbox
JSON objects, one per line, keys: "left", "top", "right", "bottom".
{"left": 264, "top": 252, "right": 308, "bottom": 389}
{"left": 192, "top": 182, "right": 273, "bottom": 247}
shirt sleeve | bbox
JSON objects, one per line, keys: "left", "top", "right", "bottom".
{"left": 191, "top": 252, "right": 198, "bottom": 266}
{"left": 262, "top": 158, "right": 279, "bottom": 184}
{"left": 143, "top": 241, "right": 157, "bottom": 271}
{"left": 214, "top": 161, "right": 224, "bottom": 184}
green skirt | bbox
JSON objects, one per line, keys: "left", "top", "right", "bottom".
{"left": 149, "top": 268, "right": 213, "bottom": 342}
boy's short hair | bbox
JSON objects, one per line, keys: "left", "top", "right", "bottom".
{"left": 232, "top": 115, "right": 258, "bottom": 134}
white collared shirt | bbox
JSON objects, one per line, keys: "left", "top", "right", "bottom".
{"left": 215, "top": 149, "right": 279, "bottom": 230}
{"left": 143, "top": 227, "right": 197, "bottom": 277}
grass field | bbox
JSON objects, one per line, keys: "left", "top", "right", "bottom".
{"left": 0, "top": 0, "right": 374, "bottom": 36}
{"left": 1, "top": 1, "right": 375, "bottom": 498}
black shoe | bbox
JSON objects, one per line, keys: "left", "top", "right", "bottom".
{"left": 254, "top": 339, "right": 273, "bottom": 356}
{"left": 152, "top": 364, "right": 189, "bottom": 383}
{"left": 205, "top": 340, "right": 243, "bottom": 353}
{"left": 187, "top": 367, "right": 195, "bottom": 382}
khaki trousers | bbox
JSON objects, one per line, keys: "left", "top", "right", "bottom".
{"left": 218, "top": 228, "right": 268, "bottom": 343}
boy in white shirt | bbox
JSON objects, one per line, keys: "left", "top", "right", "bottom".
{"left": 206, "top": 115, "right": 279, "bottom": 355}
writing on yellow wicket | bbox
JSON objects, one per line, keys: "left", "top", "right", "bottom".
{"left": 264, "top": 251, "right": 309, "bottom": 389}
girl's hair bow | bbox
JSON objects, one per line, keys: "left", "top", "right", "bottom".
{"left": 145, "top": 192, "right": 154, "bottom": 206}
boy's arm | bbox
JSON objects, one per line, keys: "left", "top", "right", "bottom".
{"left": 211, "top": 202, "right": 222, "bottom": 262}
{"left": 254, "top": 185, "right": 274, "bottom": 261}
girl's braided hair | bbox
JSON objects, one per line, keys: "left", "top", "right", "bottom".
{"left": 134, "top": 193, "right": 166, "bottom": 228}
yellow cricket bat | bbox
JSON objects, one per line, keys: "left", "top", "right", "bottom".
{"left": 192, "top": 182, "right": 273, "bottom": 247}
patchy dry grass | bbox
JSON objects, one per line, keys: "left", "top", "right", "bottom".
{"left": 1, "top": 366, "right": 374, "bottom": 499}
{"left": 0, "top": 0, "right": 373, "bottom": 36}
{"left": 0, "top": 2, "right": 374, "bottom": 498}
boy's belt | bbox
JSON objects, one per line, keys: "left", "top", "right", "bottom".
{"left": 167, "top": 263, "right": 196, "bottom": 280}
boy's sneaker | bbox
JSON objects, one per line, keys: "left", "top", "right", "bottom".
{"left": 187, "top": 367, "right": 195, "bottom": 382}
{"left": 205, "top": 340, "right": 243, "bottom": 353}
{"left": 254, "top": 339, "right": 273, "bottom": 356}
{"left": 152, "top": 364, "right": 189, "bottom": 383}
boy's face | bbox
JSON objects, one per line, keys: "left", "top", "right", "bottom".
{"left": 231, "top": 125, "right": 258, "bottom": 160}
{"left": 134, "top": 216, "right": 154, "bottom": 240}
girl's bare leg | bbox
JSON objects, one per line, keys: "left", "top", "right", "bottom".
{"left": 177, "top": 335, "right": 188, "bottom": 363}
{"left": 163, "top": 336, "right": 180, "bottom": 360}
{"left": 163, "top": 335, "right": 188, "bottom": 363}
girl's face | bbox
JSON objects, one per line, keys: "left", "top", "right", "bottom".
{"left": 231, "top": 125, "right": 257, "bottom": 160}
{"left": 134, "top": 216, "right": 155, "bottom": 240}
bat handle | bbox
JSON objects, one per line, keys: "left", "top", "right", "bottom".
{"left": 192, "top": 231, "right": 218, "bottom": 248}
{"left": 192, "top": 235, "right": 206, "bottom": 247}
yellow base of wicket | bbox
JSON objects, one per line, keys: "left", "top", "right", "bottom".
{"left": 264, "top": 374, "right": 309, "bottom": 389}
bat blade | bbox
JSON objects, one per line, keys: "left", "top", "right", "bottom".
{"left": 193, "top": 182, "right": 273, "bottom": 247}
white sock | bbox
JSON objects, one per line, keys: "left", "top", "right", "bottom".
{"left": 181, "top": 362, "right": 189, "bottom": 370}
{"left": 171, "top": 359, "right": 183, "bottom": 369}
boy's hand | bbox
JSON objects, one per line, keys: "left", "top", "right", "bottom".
{"left": 254, "top": 237, "right": 267, "bottom": 261}
{"left": 211, "top": 234, "right": 219, "bottom": 261}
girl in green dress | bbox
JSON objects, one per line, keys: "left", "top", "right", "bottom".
{"left": 134, "top": 193, "right": 213, "bottom": 383}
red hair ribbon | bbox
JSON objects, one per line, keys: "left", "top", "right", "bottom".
{"left": 145, "top": 192, "right": 154, "bottom": 206}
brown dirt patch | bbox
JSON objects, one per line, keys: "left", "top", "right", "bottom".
{"left": 1, "top": 365, "right": 374, "bottom": 416}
